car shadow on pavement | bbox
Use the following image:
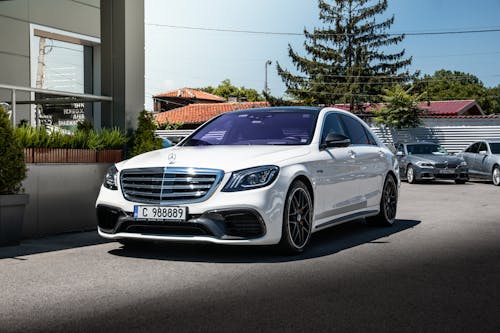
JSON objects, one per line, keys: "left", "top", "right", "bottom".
{"left": 108, "top": 219, "right": 420, "bottom": 263}
{"left": 0, "top": 230, "right": 109, "bottom": 260}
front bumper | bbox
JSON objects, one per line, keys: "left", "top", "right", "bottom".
{"left": 97, "top": 204, "right": 267, "bottom": 244}
{"left": 414, "top": 167, "right": 469, "bottom": 181}
{"left": 95, "top": 171, "right": 288, "bottom": 245}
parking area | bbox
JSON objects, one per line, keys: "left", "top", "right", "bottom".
{"left": 0, "top": 181, "right": 499, "bottom": 332}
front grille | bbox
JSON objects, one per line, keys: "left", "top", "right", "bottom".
{"left": 435, "top": 163, "right": 458, "bottom": 169}
{"left": 120, "top": 167, "right": 224, "bottom": 204}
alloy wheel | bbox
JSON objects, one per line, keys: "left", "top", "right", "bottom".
{"left": 407, "top": 166, "right": 415, "bottom": 184}
{"left": 287, "top": 187, "right": 312, "bottom": 249}
{"left": 493, "top": 167, "right": 500, "bottom": 186}
{"left": 382, "top": 177, "right": 398, "bottom": 223}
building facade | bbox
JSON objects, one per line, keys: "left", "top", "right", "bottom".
{"left": 0, "top": 0, "right": 144, "bottom": 131}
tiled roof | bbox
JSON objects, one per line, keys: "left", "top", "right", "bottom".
{"left": 153, "top": 88, "right": 226, "bottom": 102}
{"left": 155, "top": 101, "right": 270, "bottom": 125}
{"left": 333, "top": 100, "right": 484, "bottom": 116}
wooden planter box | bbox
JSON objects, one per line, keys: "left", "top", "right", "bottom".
{"left": 24, "top": 148, "right": 123, "bottom": 163}
{"left": 97, "top": 149, "right": 123, "bottom": 163}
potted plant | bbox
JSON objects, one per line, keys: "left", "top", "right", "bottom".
{"left": 0, "top": 105, "right": 29, "bottom": 246}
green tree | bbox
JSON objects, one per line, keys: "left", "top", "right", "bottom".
{"left": 200, "top": 79, "right": 264, "bottom": 102}
{"left": 0, "top": 106, "right": 27, "bottom": 194}
{"left": 413, "top": 70, "right": 499, "bottom": 114}
{"left": 373, "top": 85, "right": 423, "bottom": 129}
{"left": 129, "top": 110, "right": 163, "bottom": 157}
{"left": 277, "top": 0, "right": 412, "bottom": 109}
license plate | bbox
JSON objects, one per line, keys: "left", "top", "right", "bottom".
{"left": 134, "top": 206, "right": 187, "bottom": 222}
{"left": 439, "top": 169, "right": 455, "bottom": 174}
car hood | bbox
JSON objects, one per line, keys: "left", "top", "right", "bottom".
{"left": 117, "top": 145, "right": 311, "bottom": 172}
{"left": 410, "top": 154, "right": 464, "bottom": 164}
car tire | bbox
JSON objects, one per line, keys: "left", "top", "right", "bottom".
{"left": 406, "top": 165, "right": 417, "bottom": 184}
{"left": 366, "top": 175, "right": 398, "bottom": 226}
{"left": 492, "top": 165, "right": 500, "bottom": 186}
{"left": 278, "top": 180, "right": 313, "bottom": 255}
{"left": 455, "top": 179, "right": 466, "bottom": 184}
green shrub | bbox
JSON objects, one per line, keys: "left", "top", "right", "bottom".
{"left": 129, "top": 110, "right": 163, "bottom": 157}
{"left": 14, "top": 125, "right": 127, "bottom": 150}
{"left": 0, "top": 106, "right": 27, "bottom": 194}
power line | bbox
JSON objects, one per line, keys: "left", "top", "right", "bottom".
{"left": 146, "top": 23, "right": 500, "bottom": 37}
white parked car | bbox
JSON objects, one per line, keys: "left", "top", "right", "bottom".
{"left": 96, "top": 107, "right": 399, "bottom": 254}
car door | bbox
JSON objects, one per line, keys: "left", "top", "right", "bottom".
{"left": 313, "top": 112, "right": 359, "bottom": 225}
{"left": 339, "top": 114, "right": 387, "bottom": 208}
{"left": 475, "top": 141, "right": 492, "bottom": 177}
{"left": 462, "top": 142, "right": 480, "bottom": 175}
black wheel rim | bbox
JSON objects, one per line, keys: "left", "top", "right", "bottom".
{"left": 383, "top": 179, "right": 397, "bottom": 222}
{"left": 287, "top": 188, "right": 312, "bottom": 249}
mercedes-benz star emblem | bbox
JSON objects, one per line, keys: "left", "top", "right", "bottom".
{"left": 168, "top": 152, "right": 176, "bottom": 164}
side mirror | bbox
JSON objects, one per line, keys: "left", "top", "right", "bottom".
{"left": 396, "top": 151, "right": 404, "bottom": 157}
{"left": 321, "top": 133, "right": 351, "bottom": 149}
{"left": 479, "top": 150, "right": 488, "bottom": 155}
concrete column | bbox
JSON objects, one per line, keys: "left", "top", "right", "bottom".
{"left": 100, "top": 0, "right": 144, "bottom": 131}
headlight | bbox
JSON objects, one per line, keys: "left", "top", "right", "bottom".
{"left": 103, "top": 165, "right": 118, "bottom": 190}
{"left": 460, "top": 161, "right": 467, "bottom": 166}
{"left": 222, "top": 165, "right": 279, "bottom": 192}
{"left": 416, "top": 161, "right": 434, "bottom": 168}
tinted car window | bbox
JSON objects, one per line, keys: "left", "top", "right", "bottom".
{"left": 478, "top": 142, "right": 488, "bottom": 152}
{"left": 183, "top": 111, "right": 317, "bottom": 146}
{"left": 339, "top": 115, "right": 370, "bottom": 145}
{"left": 466, "top": 143, "right": 480, "bottom": 153}
{"left": 407, "top": 144, "right": 448, "bottom": 155}
{"left": 321, "top": 113, "right": 347, "bottom": 143}
{"left": 490, "top": 143, "right": 500, "bottom": 154}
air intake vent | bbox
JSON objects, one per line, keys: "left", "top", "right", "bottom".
{"left": 120, "top": 167, "right": 224, "bottom": 204}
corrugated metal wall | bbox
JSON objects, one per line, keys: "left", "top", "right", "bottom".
{"left": 371, "top": 126, "right": 500, "bottom": 152}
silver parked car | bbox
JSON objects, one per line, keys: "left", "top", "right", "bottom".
{"left": 396, "top": 142, "right": 469, "bottom": 184}
{"left": 457, "top": 139, "right": 500, "bottom": 186}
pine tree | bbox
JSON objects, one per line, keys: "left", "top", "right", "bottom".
{"left": 129, "top": 111, "right": 163, "bottom": 157}
{"left": 277, "top": 0, "right": 413, "bottom": 111}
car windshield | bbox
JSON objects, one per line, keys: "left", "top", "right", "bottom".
{"left": 182, "top": 110, "right": 317, "bottom": 146}
{"left": 490, "top": 143, "right": 500, "bottom": 154}
{"left": 406, "top": 144, "right": 449, "bottom": 155}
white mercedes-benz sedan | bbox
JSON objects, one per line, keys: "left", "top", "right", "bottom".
{"left": 96, "top": 107, "right": 399, "bottom": 253}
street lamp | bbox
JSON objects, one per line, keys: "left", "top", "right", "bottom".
{"left": 264, "top": 60, "right": 272, "bottom": 94}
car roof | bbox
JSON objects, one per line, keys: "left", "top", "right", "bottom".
{"left": 231, "top": 106, "right": 323, "bottom": 115}
{"left": 400, "top": 141, "right": 439, "bottom": 146}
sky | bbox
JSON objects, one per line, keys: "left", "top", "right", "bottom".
{"left": 144, "top": 0, "right": 500, "bottom": 110}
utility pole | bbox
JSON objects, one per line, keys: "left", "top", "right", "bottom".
{"left": 264, "top": 60, "right": 272, "bottom": 94}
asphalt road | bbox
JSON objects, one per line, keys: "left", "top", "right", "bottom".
{"left": 1, "top": 181, "right": 499, "bottom": 332}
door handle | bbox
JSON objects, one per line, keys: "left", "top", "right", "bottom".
{"left": 378, "top": 150, "right": 385, "bottom": 158}
{"left": 348, "top": 150, "right": 356, "bottom": 158}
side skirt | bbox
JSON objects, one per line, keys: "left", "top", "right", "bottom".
{"left": 313, "top": 210, "right": 379, "bottom": 232}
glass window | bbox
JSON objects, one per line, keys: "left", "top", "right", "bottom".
{"left": 397, "top": 144, "right": 405, "bottom": 153}
{"left": 32, "top": 32, "right": 94, "bottom": 132}
{"left": 478, "top": 142, "right": 488, "bottom": 153}
{"left": 321, "top": 113, "right": 347, "bottom": 143}
{"left": 339, "top": 114, "right": 370, "bottom": 145}
{"left": 183, "top": 110, "right": 318, "bottom": 146}
{"left": 406, "top": 144, "right": 449, "bottom": 155}
{"left": 489, "top": 143, "right": 500, "bottom": 154}
{"left": 465, "top": 143, "right": 479, "bottom": 153}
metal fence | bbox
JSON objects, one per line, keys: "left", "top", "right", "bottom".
{"left": 371, "top": 126, "right": 500, "bottom": 153}
{"left": 156, "top": 126, "right": 500, "bottom": 154}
